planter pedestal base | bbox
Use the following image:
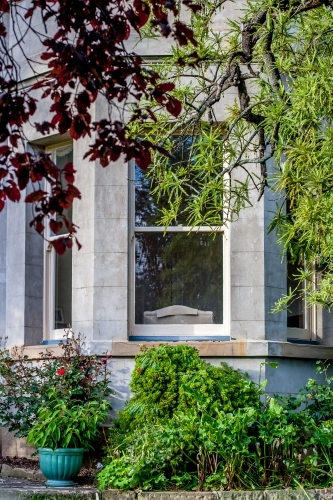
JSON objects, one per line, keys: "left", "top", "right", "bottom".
{"left": 46, "top": 479, "right": 77, "bottom": 487}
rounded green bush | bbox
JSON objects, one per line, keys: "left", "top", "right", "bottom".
{"left": 117, "top": 344, "right": 259, "bottom": 429}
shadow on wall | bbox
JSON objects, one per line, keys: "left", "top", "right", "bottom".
{"left": 109, "top": 359, "right": 133, "bottom": 419}
{"left": 1, "top": 428, "right": 37, "bottom": 459}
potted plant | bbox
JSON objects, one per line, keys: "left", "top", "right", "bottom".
{"left": 0, "top": 330, "right": 112, "bottom": 438}
{"left": 27, "top": 398, "right": 109, "bottom": 487}
{"left": 0, "top": 330, "right": 112, "bottom": 487}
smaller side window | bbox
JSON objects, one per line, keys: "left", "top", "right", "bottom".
{"left": 286, "top": 257, "right": 316, "bottom": 341}
{"left": 44, "top": 143, "right": 73, "bottom": 342}
{"left": 287, "top": 259, "right": 305, "bottom": 329}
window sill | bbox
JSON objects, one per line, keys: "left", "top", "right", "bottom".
{"left": 13, "top": 344, "right": 63, "bottom": 358}
{"left": 129, "top": 335, "right": 230, "bottom": 342}
{"left": 113, "top": 339, "right": 333, "bottom": 359}
{"left": 12, "top": 340, "right": 333, "bottom": 360}
{"left": 287, "top": 327, "right": 312, "bottom": 341}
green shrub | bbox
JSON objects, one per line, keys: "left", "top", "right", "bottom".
{"left": 99, "top": 344, "right": 260, "bottom": 490}
{"left": 99, "top": 348, "right": 333, "bottom": 492}
{"left": 116, "top": 344, "right": 259, "bottom": 430}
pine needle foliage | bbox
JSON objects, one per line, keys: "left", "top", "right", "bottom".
{"left": 130, "top": 0, "right": 333, "bottom": 310}
{"left": 116, "top": 344, "right": 259, "bottom": 430}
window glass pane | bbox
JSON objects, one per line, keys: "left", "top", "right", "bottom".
{"left": 55, "top": 249, "right": 72, "bottom": 329}
{"left": 135, "top": 232, "right": 223, "bottom": 324}
{"left": 53, "top": 144, "right": 73, "bottom": 329}
{"left": 135, "top": 138, "right": 197, "bottom": 227}
{"left": 52, "top": 145, "right": 73, "bottom": 236}
{"left": 287, "top": 260, "right": 305, "bottom": 329}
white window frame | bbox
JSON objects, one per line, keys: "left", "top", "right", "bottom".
{"left": 128, "top": 161, "right": 230, "bottom": 339}
{"left": 287, "top": 263, "right": 317, "bottom": 341}
{"left": 43, "top": 142, "right": 73, "bottom": 341}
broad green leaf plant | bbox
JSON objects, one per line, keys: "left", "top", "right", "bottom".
{"left": 27, "top": 399, "right": 109, "bottom": 450}
{"left": 131, "top": 0, "right": 333, "bottom": 310}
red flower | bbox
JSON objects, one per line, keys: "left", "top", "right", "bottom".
{"left": 56, "top": 368, "right": 66, "bottom": 376}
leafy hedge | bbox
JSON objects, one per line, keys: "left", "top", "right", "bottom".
{"left": 116, "top": 344, "right": 259, "bottom": 429}
{"left": 99, "top": 345, "right": 333, "bottom": 492}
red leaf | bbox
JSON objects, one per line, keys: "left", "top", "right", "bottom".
{"left": 53, "top": 28, "right": 64, "bottom": 40}
{"left": 76, "top": 238, "right": 82, "bottom": 251}
{"left": 0, "top": 198, "right": 4, "bottom": 211}
{"left": 0, "top": 0, "right": 9, "bottom": 13}
{"left": 0, "top": 145, "right": 10, "bottom": 155}
{"left": 69, "top": 114, "right": 90, "bottom": 140}
{"left": 136, "top": 149, "right": 151, "bottom": 170}
{"left": 0, "top": 168, "right": 7, "bottom": 180}
{"left": 35, "top": 120, "right": 54, "bottom": 135}
{"left": 133, "top": 0, "right": 150, "bottom": 27}
{"left": 111, "top": 146, "right": 121, "bottom": 162}
{"left": 36, "top": 219, "right": 44, "bottom": 234}
{"left": 64, "top": 173, "right": 75, "bottom": 183}
{"left": 76, "top": 91, "right": 90, "bottom": 111}
{"left": 9, "top": 134, "right": 20, "bottom": 147}
{"left": 4, "top": 183, "right": 20, "bottom": 202}
{"left": 17, "top": 166, "right": 30, "bottom": 190}
{"left": 28, "top": 98, "right": 37, "bottom": 116}
{"left": 24, "top": 7, "right": 34, "bottom": 18}
{"left": 40, "top": 52, "right": 54, "bottom": 61}
{"left": 173, "top": 21, "right": 197, "bottom": 46}
{"left": 58, "top": 115, "right": 72, "bottom": 135}
{"left": 0, "top": 22, "right": 7, "bottom": 37}
{"left": 52, "top": 237, "right": 72, "bottom": 255}
{"left": 25, "top": 190, "right": 47, "bottom": 203}
{"left": 166, "top": 97, "right": 182, "bottom": 117}
{"left": 155, "top": 82, "right": 175, "bottom": 93}
{"left": 52, "top": 238, "right": 66, "bottom": 255}
{"left": 66, "top": 184, "right": 81, "bottom": 200}
{"left": 50, "top": 219, "right": 63, "bottom": 234}
{"left": 30, "top": 80, "right": 45, "bottom": 90}
{"left": 62, "top": 161, "right": 76, "bottom": 183}
{"left": 63, "top": 162, "right": 75, "bottom": 174}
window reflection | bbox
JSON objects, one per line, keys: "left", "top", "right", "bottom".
{"left": 287, "top": 259, "right": 305, "bottom": 329}
{"left": 134, "top": 137, "right": 224, "bottom": 328}
{"left": 54, "top": 145, "right": 73, "bottom": 330}
{"left": 55, "top": 250, "right": 72, "bottom": 329}
{"left": 135, "top": 138, "right": 199, "bottom": 227}
{"left": 135, "top": 232, "right": 223, "bottom": 324}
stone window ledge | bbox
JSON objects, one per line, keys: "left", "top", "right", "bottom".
{"left": 15, "top": 340, "right": 333, "bottom": 360}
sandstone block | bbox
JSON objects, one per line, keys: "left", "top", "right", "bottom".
{"left": 265, "top": 490, "right": 316, "bottom": 500}
{"left": 1, "top": 464, "right": 13, "bottom": 477}
{"left": 11, "top": 467, "right": 35, "bottom": 479}
{"left": 315, "top": 490, "right": 333, "bottom": 500}
{"left": 33, "top": 469, "right": 46, "bottom": 481}
{"left": 138, "top": 493, "right": 217, "bottom": 500}
{"left": 103, "top": 491, "right": 137, "bottom": 500}
{"left": 217, "top": 492, "right": 264, "bottom": 500}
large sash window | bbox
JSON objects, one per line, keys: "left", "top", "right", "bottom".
{"left": 129, "top": 161, "right": 229, "bottom": 341}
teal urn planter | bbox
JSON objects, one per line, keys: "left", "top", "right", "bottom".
{"left": 38, "top": 447, "right": 84, "bottom": 487}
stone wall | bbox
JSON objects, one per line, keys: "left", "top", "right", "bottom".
{"left": 101, "top": 489, "right": 333, "bottom": 500}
